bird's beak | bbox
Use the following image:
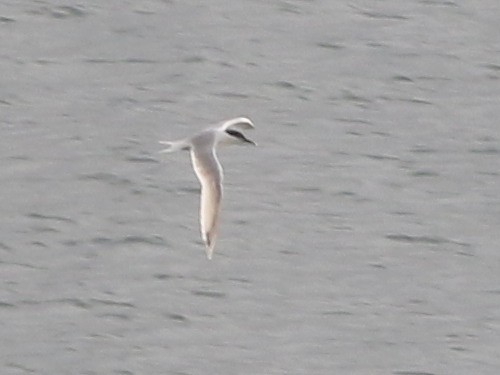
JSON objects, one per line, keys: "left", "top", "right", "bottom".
{"left": 245, "top": 138, "right": 257, "bottom": 146}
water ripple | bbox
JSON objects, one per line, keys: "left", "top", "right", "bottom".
{"left": 55, "top": 298, "right": 91, "bottom": 309}
{"left": 165, "top": 313, "right": 189, "bottom": 323}
{"left": 126, "top": 156, "right": 159, "bottom": 163}
{"left": 469, "top": 147, "right": 500, "bottom": 155}
{"left": 27, "top": 212, "right": 76, "bottom": 224}
{"left": 0, "top": 301, "right": 16, "bottom": 309}
{"left": 213, "top": 91, "right": 250, "bottom": 99}
{"left": 419, "top": 0, "right": 458, "bottom": 6}
{"left": 341, "top": 90, "right": 372, "bottom": 105}
{"left": 0, "top": 242, "right": 12, "bottom": 251}
{"left": 0, "top": 16, "right": 15, "bottom": 23}
{"left": 121, "top": 235, "right": 167, "bottom": 246}
{"left": 273, "top": 80, "right": 299, "bottom": 90}
{"left": 182, "top": 55, "right": 205, "bottom": 64}
{"left": 90, "top": 298, "right": 135, "bottom": 308}
{"left": 349, "top": 4, "right": 410, "bottom": 20}
{"left": 363, "top": 154, "right": 399, "bottom": 161}
{"left": 83, "top": 58, "right": 158, "bottom": 65}
{"left": 385, "top": 234, "right": 471, "bottom": 250}
{"left": 79, "top": 172, "right": 133, "bottom": 186}
{"left": 5, "top": 363, "right": 36, "bottom": 374}
{"left": 410, "top": 170, "right": 439, "bottom": 177}
{"left": 392, "top": 75, "right": 414, "bottom": 83}
{"left": 317, "top": 42, "right": 344, "bottom": 50}
{"left": 91, "top": 235, "right": 167, "bottom": 247}
{"left": 50, "top": 5, "right": 87, "bottom": 19}
{"left": 28, "top": 5, "right": 87, "bottom": 19}
{"left": 410, "top": 146, "right": 438, "bottom": 154}
{"left": 386, "top": 234, "right": 449, "bottom": 245}
{"left": 98, "top": 312, "right": 131, "bottom": 321}
{"left": 154, "top": 273, "right": 184, "bottom": 281}
{"left": 191, "top": 290, "right": 226, "bottom": 299}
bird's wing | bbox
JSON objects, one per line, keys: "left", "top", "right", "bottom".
{"left": 190, "top": 147, "right": 223, "bottom": 259}
{"left": 219, "top": 117, "right": 255, "bottom": 131}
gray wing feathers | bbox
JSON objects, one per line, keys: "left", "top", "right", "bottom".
{"left": 219, "top": 117, "right": 254, "bottom": 131}
{"left": 190, "top": 147, "right": 223, "bottom": 259}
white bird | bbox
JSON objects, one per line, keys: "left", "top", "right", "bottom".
{"left": 159, "top": 117, "right": 256, "bottom": 259}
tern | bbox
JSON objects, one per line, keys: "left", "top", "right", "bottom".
{"left": 159, "top": 117, "right": 256, "bottom": 259}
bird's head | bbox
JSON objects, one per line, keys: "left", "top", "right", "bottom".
{"left": 216, "top": 117, "right": 257, "bottom": 146}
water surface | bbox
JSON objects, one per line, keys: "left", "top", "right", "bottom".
{"left": 1, "top": 1, "right": 499, "bottom": 374}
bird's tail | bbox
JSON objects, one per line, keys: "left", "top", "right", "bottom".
{"left": 159, "top": 139, "right": 190, "bottom": 153}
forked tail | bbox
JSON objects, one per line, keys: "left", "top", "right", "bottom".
{"left": 159, "top": 139, "right": 190, "bottom": 153}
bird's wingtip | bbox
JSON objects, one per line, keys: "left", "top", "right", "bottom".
{"left": 222, "top": 117, "right": 255, "bottom": 130}
{"left": 205, "top": 244, "right": 215, "bottom": 260}
{"left": 203, "top": 233, "right": 215, "bottom": 260}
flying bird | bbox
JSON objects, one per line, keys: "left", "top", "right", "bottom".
{"left": 159, "top": 117, "right": 256, "bottom": 259}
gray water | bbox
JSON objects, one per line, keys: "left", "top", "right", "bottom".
{"left": 1, "top": 1, "right": 500, "bottom": 374}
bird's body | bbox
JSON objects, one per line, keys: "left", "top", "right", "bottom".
{"left": 160, "top": 117, "right": 256, "bottom": 259}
